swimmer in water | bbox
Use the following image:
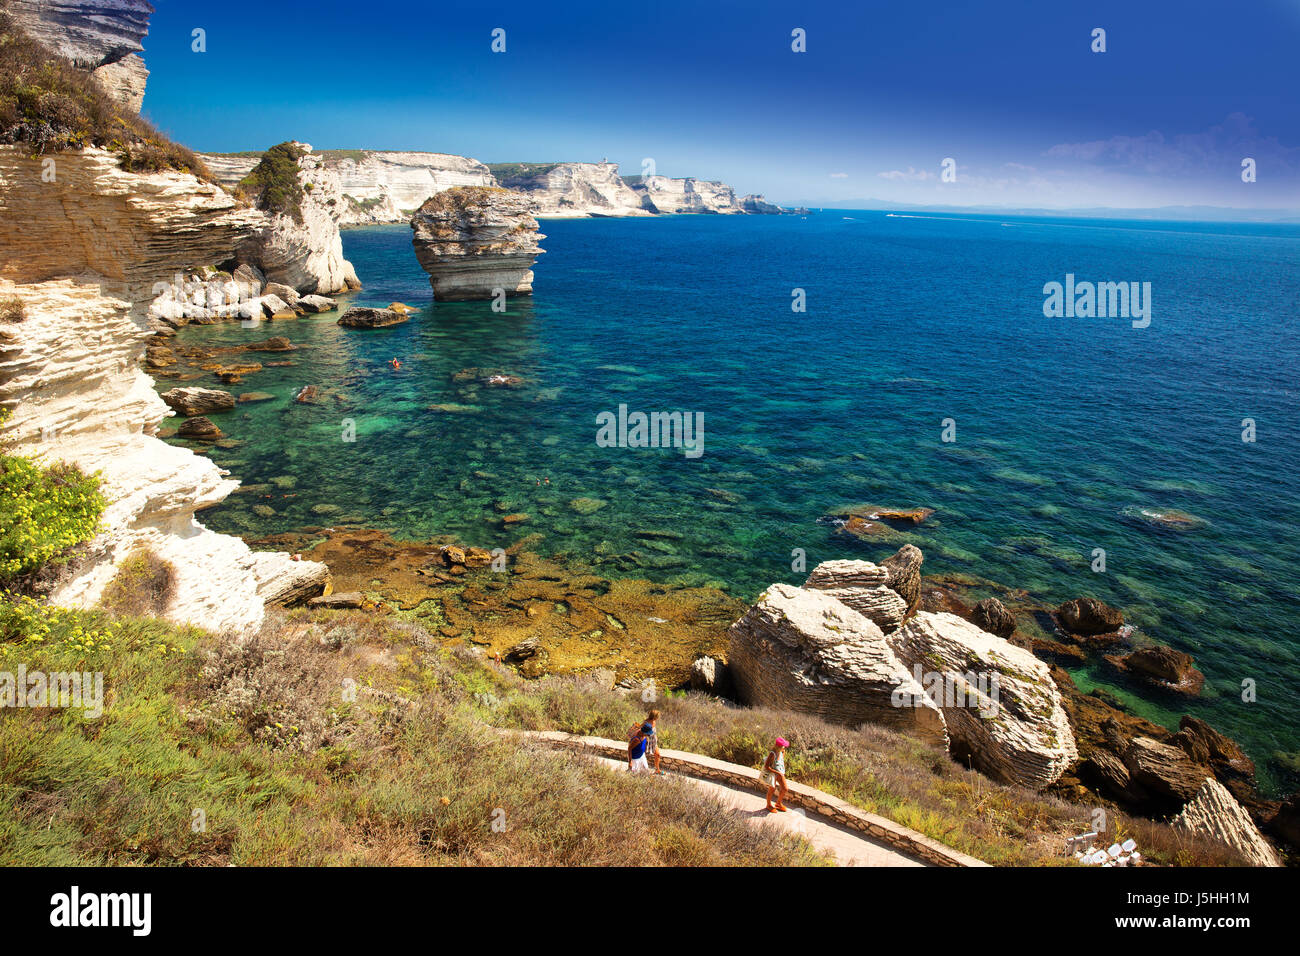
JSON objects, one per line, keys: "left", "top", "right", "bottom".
{"left": 390, "top": 358, "right": 401, "bottom": 370}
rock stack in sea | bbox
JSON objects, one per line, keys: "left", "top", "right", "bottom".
{"left": 409, "top": 187, "right": 545, "bottom": 301}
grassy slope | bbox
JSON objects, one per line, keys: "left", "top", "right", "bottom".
{"left": 0, "top": 606, "right": 826, "bottom": 866}
{"left": 0, "top": 595, "right": 1245, "bottom": 866}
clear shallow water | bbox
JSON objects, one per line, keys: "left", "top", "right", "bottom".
{"left": 165, "top": 212, "right": 1300, "bottom": 790}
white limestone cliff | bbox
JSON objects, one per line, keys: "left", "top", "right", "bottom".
{"left": 489, "top": 162, "right": 651, "bottom": 218}
{"left": 628, "top": 175, "right": 747, "bottom": 214}
{"left": 9, "top": 0, "right": 152, "bottom": 112}
{"left": 233, "top": 144, "right": 362, "bottom": 294}
{"left": 0, "top": 145, "right": 328, "bottom": 633}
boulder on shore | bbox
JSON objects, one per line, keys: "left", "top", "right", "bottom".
{"left": 889, "top": 611, "right": 1078, "bottom": 790}
{"left": 1173, "top": 777, "right": 1280, "bottom": 867}
{"left": 160, "top": 387, "right": 235, "bottom": 416}
{"left": 410, "top": 186, "right": 545, "bottom": 301}
{"left": 803, "top": 557, "right": 909, "bottom": 632}
{"left": 970, "top": 597, "right": 1016, "bottom": 638}
{"left": 727, "top": 583, "right": 947, "bottom": 746}
{"left": 881, "top": 544, "right": 924, "bottom": 616}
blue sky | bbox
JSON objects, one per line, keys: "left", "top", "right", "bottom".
{"left": 141, "top": 0, "right": 1300, "bottom": 210}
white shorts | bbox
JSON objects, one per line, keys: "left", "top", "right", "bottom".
{"left": 629, "top": 755, "right": 650, "bottom": 773}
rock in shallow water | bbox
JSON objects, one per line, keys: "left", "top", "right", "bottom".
{"left": 160, "top": 387, "right": 235, "bottom": 416}
{"left": 337, "top": 306, "right": 407, "bottom": 329}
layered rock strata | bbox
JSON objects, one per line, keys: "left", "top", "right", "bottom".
{"left": 233, "top": 143, "right": 361, "bottom": 294}
{"left": 489, "top": 162, "right": 651, "bottom": 218}
{"left": 410, "top": 187, "right": 545, "bottom": 300}
{"left": 9, "top": 0, "right": 152, "bottom": 111}
{"left": 727, "top": 583, "right": 948, "bottom": 747}
{"left": 0, "top": 145, "right": 327, "bottom": 632}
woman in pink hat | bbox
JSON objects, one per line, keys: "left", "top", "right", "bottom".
{"left": 761, "top": 737, "right": 790, "bottom": 812}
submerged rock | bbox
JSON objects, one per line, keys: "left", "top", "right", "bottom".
{"left": 410, "top": 186, "right": 545, "bottom": 301}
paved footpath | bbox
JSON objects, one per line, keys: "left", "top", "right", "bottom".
{"left": 589, "top": 753, "right": 928, "bottom": 866}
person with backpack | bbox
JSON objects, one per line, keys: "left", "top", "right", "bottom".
{"left": 640, "top": 709, "right": 663, "bottom": 775}
{"left": 628, "top": 722, "right": 651, "bottom": 773}
{"left": 761, "top": 737, "right": 790, "bottom": 812}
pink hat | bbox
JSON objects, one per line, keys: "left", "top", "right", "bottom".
{"left": 775, "top": 737, "right": 789, "bottom": 748}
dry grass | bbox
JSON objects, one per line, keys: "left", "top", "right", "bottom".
{"left": 499, "top": 674, "right": 1250, "bottom": 867}
{"left": 0, "top": 296, "right": 23, "bottom": 323}
{"left": 0, "top": 608, "right": 827, "bottom": 866}
{"left": 0, "top": 4, "right": 209, "bottom": 177}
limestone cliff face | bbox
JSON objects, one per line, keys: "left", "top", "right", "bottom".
{"left": 489, "top": 162, "right": 651, "bottom": 218}
{"left": 325, "top": 151, "right": 496, "bottom": 225}
{"left": 232, "top": 144, "right": 361, "bottom": 294}
{"left": 9, "top": 0, "right": 152, "bottom": 112}
{"left": 629, "top": 175, "right": 747, "bottom": 214}
{"left": 410, "top": 187, "right": 545, "bottom": 301}
{"left": 0, "top": 145, "right": 328, "bottom": 633}
{"left": 201, "top": 150, "right": 498, "bottom": 226}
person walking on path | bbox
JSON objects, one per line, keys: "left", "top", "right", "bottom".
{"left": 639, "top": 709, "right": 663, "bottom": 775}
{"left": 761, "top": 737, "right": 790, "bottom": 812}
{"left": 628, "top": 722, "right": 652, "bottom": 774}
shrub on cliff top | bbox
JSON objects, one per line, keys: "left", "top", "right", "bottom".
{"left": 99, "top": 548, "right": 177, "bottom": 619}
{"left": 235, "top": 142, "right": 307, "bottom": 223}
{"left": 0, "top": 5, "right": 208, "bottom": 178}
{"left": 0, "top": 421, "right": 106, "bottom": 582}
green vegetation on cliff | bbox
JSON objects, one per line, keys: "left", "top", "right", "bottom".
{"left": 0, "top": 412, "right": 105, "bottom": 583}
{"left": 0, "top": 4, "right": 208, "bottom": 176}
{"left": 235, "top": 141, "right": 307, "bottom": 223}
{"left": 488, "top": 162, "right": 560, "bottom": 181}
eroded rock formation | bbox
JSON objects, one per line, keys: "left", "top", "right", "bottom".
{"left": 627, "top": 175, "right": 747, "bottom": 214}
{"left": 731, "top": 547, "right": 1077, "bottom": 790}
{"left": 727, "top": 583, "right": 948, "bottom": 747}
{"left": 1173, "top": 778, "right": 1280, "bottom": 867}
{"left": 233, "top": 143, "right": 362, "bottom": 294}
{"left": 490, "top": 162, "right": 651, "bottom": 218}
{"left": 0, "top": 144, "right": 327, "bottom": 633}
{"left": 889, "top": 611, "right": 1078, "bottom": 790}
{"left": 410, "top": 187, "right": 545, "bottom": 300}
{"left": 9, "top": 0, "right": 152, "bottom": 111}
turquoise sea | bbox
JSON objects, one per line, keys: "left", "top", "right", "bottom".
{"left": 163, "top": 212, "right": 1300, "bottom": 792}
